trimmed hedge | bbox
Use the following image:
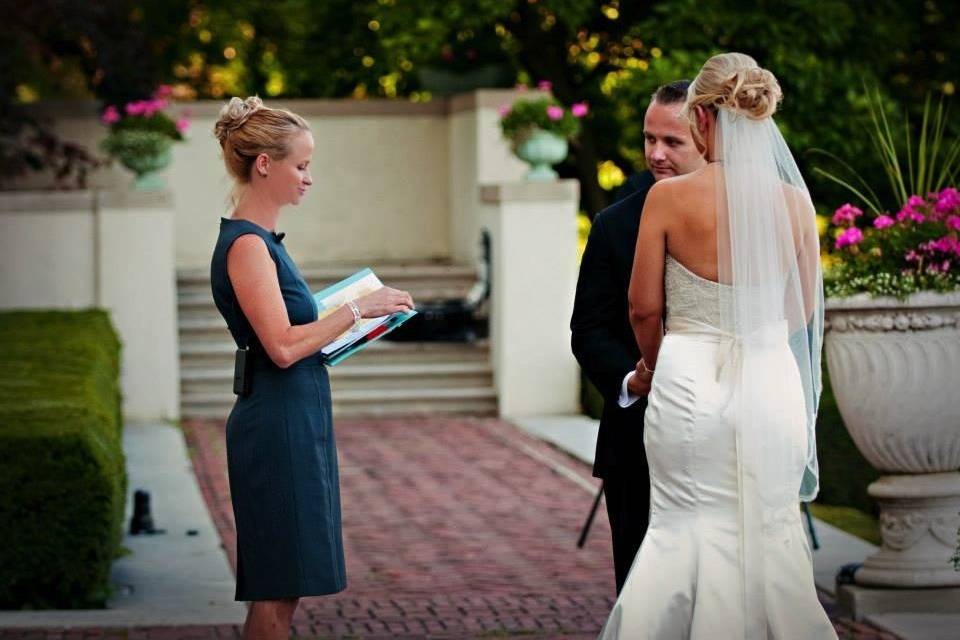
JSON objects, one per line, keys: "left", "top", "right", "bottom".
{"left": 0, "top": 310, "right": 125, "bottom": 609}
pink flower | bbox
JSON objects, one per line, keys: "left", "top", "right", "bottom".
{"left": 571, "top": 102, "right": 589, "bottom": 118}
{"left": 905, "top": 249, "right": 919, "bottom": 262}
{"left": 147, "top": 98, "right": 167, "bottom": 116}
{"left": 835, "top": 227, "right": 863, "bottom": 249}
{"left": 873, "top": 215, "right": 895, "bottom": 229}
{"left": 907, "top": 194, "right": 925, "bottom": 208}
{"left": 100, "top": 105, "right": 120, "bottom": 125}
{"left": 919, "top": 235, "right": 960, "bottom": 257}
{"left": 896, "top": 204, "right": 926, "bottom": 223}
{"left": 498, "top": 104, "right": 511, "bottom": 118}
{"left": 546, "top": 105, "right": 564, "bottom": 121}
{"left": 947, "top": 215, "right": 960, "bottom": 232}
{"left": 831, "top": 203, "right": 863, "bottom": 227}
{"left": 537, "top": 80, "right": 553, "bottom": 92}
{"left": 935, "top": 187, "right": 960, "bottom": 215}
{"left": 175, "top": 117, "right": 191, "bottom": 134}
{"left": 153, "top": 84, "right": 173, "bottom": 99}
{"left": 126, "top": 101, "right": 147, "bottom": 116}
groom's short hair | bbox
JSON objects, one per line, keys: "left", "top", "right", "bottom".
{"left": 652, "top": 80, "right": 692, "bottom": 105}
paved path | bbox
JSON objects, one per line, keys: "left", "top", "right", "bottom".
{"left": 2, "top": 417, "right": 897, "bottom": 639}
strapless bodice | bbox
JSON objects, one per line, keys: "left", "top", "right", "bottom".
{"left": 664, "top": 254, "right": 733, "bottom": 333}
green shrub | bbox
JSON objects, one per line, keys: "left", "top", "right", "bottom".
{"left": 0, "top": 310, "right": 125, "bottom": 609}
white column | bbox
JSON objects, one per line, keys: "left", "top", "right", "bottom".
{"left": 481, "top": 180, "right": 580, "bottom": 417}
{"left": 98, "top": 190, "right": 180, "bottom": 422}
{"left": 448, "top": 89, "right": 548, "bottom": 265}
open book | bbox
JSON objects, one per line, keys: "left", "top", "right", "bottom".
{"left": 313, "top": 268, "right": 417, "bottom": 366}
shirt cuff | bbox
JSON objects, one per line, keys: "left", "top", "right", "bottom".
{"left": 618, "top": 370, "right": 641, "bottom": 408}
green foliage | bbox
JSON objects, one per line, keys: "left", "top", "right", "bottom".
{"left": 8, "top": 1, "right": 959, "bottom": 211}
{"left": 0, "top": 310, "right": 125, "bottom": 609}
{"left": 100, "top": 130, "right": 173, "bottom": 159}
{"left": 814, "top": 89, "right": 960, "bottom": 215}
{"left": 500, "top": 97, "right": 581, "bottom": 145}
{"left": 110, "top": 112, "right": 183, "bottom": 141}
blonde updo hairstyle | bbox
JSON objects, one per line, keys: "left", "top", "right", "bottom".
{"left": 683, "top": 52, "right": 782, "bottom": 124}
{"left": 213, "top": 96, "right": 310, "bottom": 192}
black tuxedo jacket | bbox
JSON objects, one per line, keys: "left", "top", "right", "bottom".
{"left": 571, "top": 171, "right": 656, "bottom": 479}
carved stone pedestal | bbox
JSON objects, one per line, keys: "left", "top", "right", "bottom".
{"left": 856, "top": 472, "right": 960, "bottom": 587}
{"left": 825, "top": 292, "right": 960, "bottom": 589}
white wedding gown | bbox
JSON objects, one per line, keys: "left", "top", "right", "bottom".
{"left": 599, "top": 255, "right": 837, "bottom": 640}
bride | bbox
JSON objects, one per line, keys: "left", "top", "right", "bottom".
{"left": 600, "top": 53, "right": 837, "bottom": 639}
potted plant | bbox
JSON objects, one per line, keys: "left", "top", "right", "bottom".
{"left": 99, "top": 86, "right": 190, "bottom": 191}
{"left": 499, "top": 91, "right": 587, "bottom": 181}
{"left": 816, "top": 88, "right": 960, "bottom": 588}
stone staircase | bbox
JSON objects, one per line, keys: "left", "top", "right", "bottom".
{"left": 178, "top": 263, "right": 497, "bottom": 419}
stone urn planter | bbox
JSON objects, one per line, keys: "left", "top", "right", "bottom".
{"left": 515, "top": 130, "right": 568, "bottom": 182}
{"left": 100, "top": 130, "right": 173, "bottom": 191}
{"left": 825, "top": 291, "right": 960, "bottom": 588}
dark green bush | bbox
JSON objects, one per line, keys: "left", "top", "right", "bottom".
{"left": 0, "top": 310, "right": 125, "bottom": 609}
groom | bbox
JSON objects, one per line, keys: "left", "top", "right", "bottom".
{"left": 571, "top": 80, "right": 706, "bottom": 594}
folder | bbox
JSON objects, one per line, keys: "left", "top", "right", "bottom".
{"left": 313, "top": 268, "right": 417, "bottom": 366}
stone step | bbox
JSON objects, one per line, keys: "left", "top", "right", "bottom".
{"left": 180, "top": 339, "right": 491, "bottom": 368}
{"left": 181, "top": 361, "right": 493, "bottom": 394}
{"left": 178, "top": 263, "right": 477, "bottom": 300}
{"left": 178, "top": 262, "right": 476, "bottom": 284}
{"left": 181, "top": 386, "right": 498, "bottom": 418}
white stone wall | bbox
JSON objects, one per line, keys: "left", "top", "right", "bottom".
{"left": 0, "top": 190, "right": 180, "bottom": 422}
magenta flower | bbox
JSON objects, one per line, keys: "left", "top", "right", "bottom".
{"left": 537, "top": 80, "right": 553, "bottom": 92}
{"left": 546, "top": 105, "right": 564, "bottom": 121}
{"left": 919, "top": 235, "right": 960, "bottom": 258}
{"left": 126, "top": 101, "right": 147, "bottom": 116}
{"left": 571, "top": 102, "right": 589, "bottom": 118}
{"left": 100, "top": 105, "right": 120, "bottom": 125}
{"left": 831, "top": 203, "right": 863, "bottom": 227}
{"left": 947, "top": 215, "right": 960, "bottom": 232}
{"left": 907, "top": 195, "right": 925, "bottom": 208}
{"left": 935, "top": 187, "right": 960, "bottom": 215}
{"left": 835, "top": 227, "right": 864, "bottom": 249}
{"left": 896, "top": 203, "right": 926, "bottom": 223}
{"left": 153, "top": 84, "right": 173, "bottom": 99}
{"left": 175, "top": 117, "right": 191, "bottom": 134}
{"left": 873, "top": 215, "right": 895, "bottom": 229}
{"left": 497, "top": 104, "right": 511, "bottom": 118}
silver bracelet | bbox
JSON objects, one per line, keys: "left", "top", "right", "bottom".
{"left": 346, "top": 300, "right": 361, "bottom": 329}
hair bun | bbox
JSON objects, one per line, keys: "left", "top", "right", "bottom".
{"left": 719, "top": 67, "right": 781, "bottom": 120}
{"left": 213, "top": 96, "right": 264, "bottom": 144}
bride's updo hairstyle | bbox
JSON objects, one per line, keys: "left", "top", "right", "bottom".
{"left": 213, "top": 96, "right": 309, "bottom": 184}
{"left": 683, "top": 52, "right": 782, "bottom": 121}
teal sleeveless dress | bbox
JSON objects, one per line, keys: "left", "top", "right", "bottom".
{"left": 210, "top": 217, "right": 346, "bottom": 601}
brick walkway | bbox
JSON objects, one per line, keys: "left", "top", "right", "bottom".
{"left": 2, "top": 417, "right": 897, "bottom": 639}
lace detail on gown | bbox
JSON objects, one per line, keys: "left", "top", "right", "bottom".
{"left": 664, "top": 255, "right": 733, "bottom": 333}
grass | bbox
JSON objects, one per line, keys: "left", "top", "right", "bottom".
{"left": 810, "top": 503, "right": 881, "bottom": 546}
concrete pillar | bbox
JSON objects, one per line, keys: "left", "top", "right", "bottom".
{"left": 481, "top": 180, "right": 580, "bottom": 417}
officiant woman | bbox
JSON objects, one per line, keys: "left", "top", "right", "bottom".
{"left": 209, "top": 96, "right": 414, "bottom": 640}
